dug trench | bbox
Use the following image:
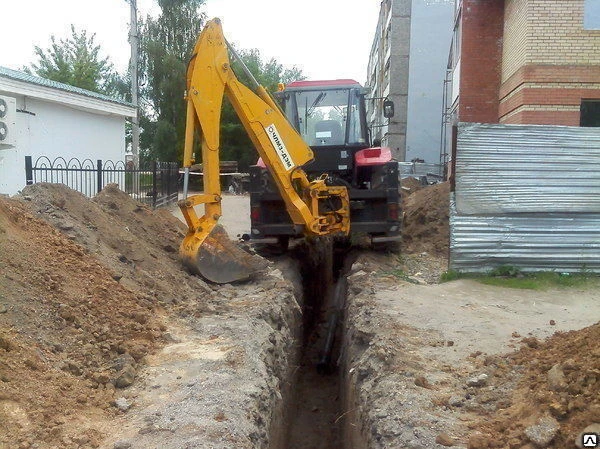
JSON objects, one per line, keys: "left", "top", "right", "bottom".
{"left": 280, "top": 238, "right": 357, "bottom": 449}
{"left": 2, "top": 184, "right": 599, "bottom": 449}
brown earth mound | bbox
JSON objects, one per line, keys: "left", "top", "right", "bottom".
{"left": 0, "top": 195, "right": 164, "bottom": 447}
{"left": 20, "top": 183, "right": 214, "bottom": 313}
{"left": 402, "top": 181, "right": 450, "bottom": 256}
{"left": 401, "top": 176, "right": 425, "bottom": 197}
{"left": 0, "top": 183, "right": 225, "bottom": 447}
{"left": 468, "top": 323, "right": 600, "bottom": 449}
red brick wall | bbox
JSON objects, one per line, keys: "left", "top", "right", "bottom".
{"left": 458, "top": 0, "right": 505, "bottom": 123}
{"left": 503, "top": 110, "right": 581, "bottom": 126}
{"left": 499, "top": 65, "right": 600, "bottom": 125}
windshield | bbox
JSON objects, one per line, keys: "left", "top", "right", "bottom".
{"left": 285, "top": 88, "right": 366, "bottom": 146}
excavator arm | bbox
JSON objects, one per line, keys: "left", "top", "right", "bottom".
{"left": 178, "top": 18, "right": 350, "bottom": 283}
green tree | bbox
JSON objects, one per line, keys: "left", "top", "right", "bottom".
{"left": 139, "top": 0, "right": 206, "bottom": 162}
{"left": 138, "top": 1, "right": 305, "bottom": 166}
{"left": 221, "top": 47, "right": 305, "bottom": 170}
{"left": 25, "top": 25, "right": 123, "bottom": 97}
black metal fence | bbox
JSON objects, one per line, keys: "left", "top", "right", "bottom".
{"left": 25, "top": 156, "right": 180, "bottom": 208}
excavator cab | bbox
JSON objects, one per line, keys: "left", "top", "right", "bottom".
{"left": 250, "top": 80, "right": 401, "bottom": 249}
{"left": 276, "top": 81, "right": 369, "bottom": 177}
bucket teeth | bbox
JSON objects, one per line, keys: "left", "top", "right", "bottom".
{"left": 181, "top": 225, "right": 268, "bottom": 284}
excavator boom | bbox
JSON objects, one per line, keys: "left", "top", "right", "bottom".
{"left": 178, "top": 18, "right": 350, "bottom": 283}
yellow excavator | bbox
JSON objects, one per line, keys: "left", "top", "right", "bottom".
{"left": 178, "top": 18, "right": 350, "bottom": 283}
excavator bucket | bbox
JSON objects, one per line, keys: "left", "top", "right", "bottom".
{"left": 180, "top": 225, "right": 268, "bottom": 284}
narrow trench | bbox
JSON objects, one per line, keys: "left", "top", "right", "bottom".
{"left": 283, "top": 239, "right": 355, "bottom": 449}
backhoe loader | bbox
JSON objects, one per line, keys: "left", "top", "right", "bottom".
{"left": 178, "top": 18, "right": 350, "bottom": 283}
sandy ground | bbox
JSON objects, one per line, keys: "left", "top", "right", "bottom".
{"left": 376, "top": 278, "right": 600, "bottom": 362}
{"left": 169, "top": 193, "right": 251, "bottom": 239}
{"left": 343, "top": 256, "right": 600, "bottom": 448}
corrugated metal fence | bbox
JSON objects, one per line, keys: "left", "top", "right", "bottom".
{"left": 450, "top": 123, "right": 600, "bottom": 273}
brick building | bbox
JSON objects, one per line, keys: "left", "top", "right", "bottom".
{"left": 444, "top": 0, "right": 600, "bottom": 134}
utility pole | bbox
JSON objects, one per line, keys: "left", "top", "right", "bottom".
{"left": 128, "top": 0, "right": 140, "bottom": 167}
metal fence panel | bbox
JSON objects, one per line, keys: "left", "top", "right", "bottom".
{"left": 398, "top": 161, "right": 443, "bottom": 179}
{"left": 25, "top": 156, "right": 179, "bottom": 208}
{"left": 455, "top": 123, "right": 600, "bottom": 215}
{"left": 450, "top": 123, "right": 600, "bottom": 273}
{"left": 450, "top": 194, "right": 600, "bottom": 272}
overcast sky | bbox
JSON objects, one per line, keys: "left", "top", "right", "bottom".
{"left": 3, "top": 0, "right": 380, "bottom": 84}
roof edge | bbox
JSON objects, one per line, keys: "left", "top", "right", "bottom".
{"left": 0, "top": 66, "right": 135, "bottom": 109}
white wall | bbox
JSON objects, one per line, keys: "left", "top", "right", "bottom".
{"left": 0, "top": 94, "right": 126, "bottom": 195}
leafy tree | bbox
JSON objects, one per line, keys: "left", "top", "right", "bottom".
{"left": 25, "top": 25, "right": 123, "bottom": 97}
{"left": 139, "top": 0, "right": 206, "bottom": 162}
{"left": 138, "top": 0, "right": 305, "bottom": 166}
{"left": 221, "top": 47, "right": 305, "bottom": 170}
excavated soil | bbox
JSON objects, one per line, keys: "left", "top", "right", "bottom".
{"left": 467, "top": 323, "right": 600, "bottom": 449}
{"left": 341, "top": 250, "right": 599, "bottom": 449}
{"left": 20, "top": 183, "right": 214, "bottom": 315}
{"left": 0, "top": 184, "right": 298, "bottom": 449}
{"left": 0, "top": 194, "right": 164, "bottom": 448}
{"left": 402, "top": 181, "right": 450, "bottom": 257}
{"left": 401, "top": 176, "right": 426, "bottom": 197}
{"left": 1, "top": 185, "right": 598, "bottom": 449}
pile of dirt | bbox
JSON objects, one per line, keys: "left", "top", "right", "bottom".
{"left": 0, "top": 183, "right": 236, "bottom": 447}
{"left": 467, "top": 323, "right": 600, "bottom": 449}
{"left": 402, "top": 181, "right": 450, "bottom": 256}
{"left": 0, "top": 195, "right": 164, "bottom": 448}
{"left": 20, "top": 183, "right": 215, "bottom": 315}
{"left": 401, "top": 176, "right": 425, "bottom": 197}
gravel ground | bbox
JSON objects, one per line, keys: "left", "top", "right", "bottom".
{"left": 101, "top": 267, "right": 303, "bottom": 449}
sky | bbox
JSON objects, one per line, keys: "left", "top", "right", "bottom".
{"left": 3, "top": 0, "right": 381, "bottom": 84}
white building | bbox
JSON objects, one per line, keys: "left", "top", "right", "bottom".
{"left": 366, "top": 0, "right": 412, "bottom": 161}
{"left": 0, "top": 66, "right": 135, "bottom": 196}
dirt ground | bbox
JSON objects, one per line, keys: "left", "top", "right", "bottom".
{"left": 0, "top": 185, "right": 299, "bottom": 449}
{"left": 341, "top": 180, "right": 600, "bottom": 449}
{"left": 0, "top": 193, "right": 164, "bottom": 448}
{"left": 344, "top": 258, "right": 599, "bottom": 448}
{"left": 401, "top": 180, "right": 450, "bottom": 256}
{"left": 0, "top": 184, "right": 598, "bottom": 449}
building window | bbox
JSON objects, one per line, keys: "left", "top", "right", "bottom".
{"left": 584, "top": 0, "right": 600, "bottom": 29}
{"left": 580, "top": 100, "right": 600, "bottom": 127}
{"left": 450, "top": 15, "right": 462, "bottom": 67}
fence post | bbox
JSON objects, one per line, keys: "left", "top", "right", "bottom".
{"left": 25, "top": 156, "right": 33, "bottom": 185}
{"left": 152, "top": 160, "right": 158, "bottom": 208}
{"left": 97, "top": 159, "right": 103, "bottom": 194}
{"left": 165, "top": 162, "right": 171, "bottom": 199}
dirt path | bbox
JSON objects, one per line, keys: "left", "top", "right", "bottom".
{"left": 169, "top": 193, "right": 250, "bottom": 239}
{"left": 376, "top": 278, "right": 600, "bottom": 361}
{"left": 343, "top": 254, "right": 600, "bottom": 448}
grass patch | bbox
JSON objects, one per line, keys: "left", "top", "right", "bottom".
{"left": 478, "top": 276, "right": 541, "bottom": 290}
{"left": 478, "top": 269, "right": 596, "bottom": 291}
{"left": 440, "top": 269, "right": 461, "bottom": 282}
{"left": 439, "top": 265, "right": 597, "bottom": 290}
